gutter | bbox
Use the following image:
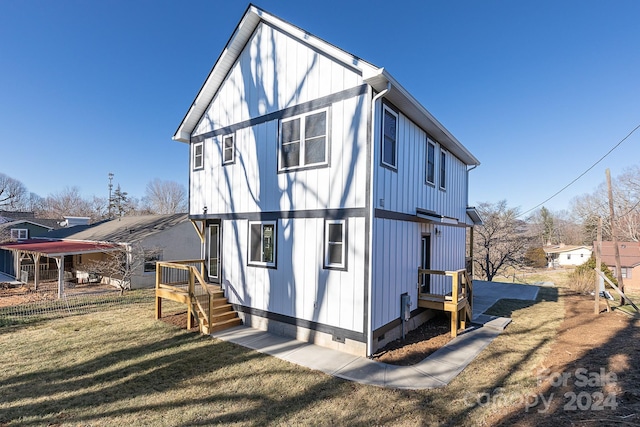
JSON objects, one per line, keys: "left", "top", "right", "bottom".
{"left": 366, "top": 81, "right": 391, "bottom": 357}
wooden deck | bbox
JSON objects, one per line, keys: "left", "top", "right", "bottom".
{"left": 417, "top": 269, "right": 472, "bottom": 337}
{"left": 155, "top": 260, "right": 241, "bottom": 334}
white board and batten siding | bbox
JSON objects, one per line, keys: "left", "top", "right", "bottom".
{"left": 374, "top": 104, "right": 469, "bottom": 221}
{"left": 190, "top": 21, "right": 369, "bottom": 215}
{"left": 221, "top": 217, "right": 366, "bottom": 333}
{"left": 370, "top": 103, "right": 469, "bottom": 331}
{"left": 188, "top": 21, "right": 371, "bottom": 335}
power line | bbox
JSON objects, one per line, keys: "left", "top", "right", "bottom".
{"left": 519, "top": 121, "right": 640, "bottom": 218}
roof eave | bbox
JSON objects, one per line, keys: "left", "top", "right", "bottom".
{"left": 364, "top": 69, "right": 480, "bottom": 167}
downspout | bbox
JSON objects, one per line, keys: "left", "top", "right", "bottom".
{"left": 366, "top": 81, "right": 391, "bottom": 357}
{"left": 465, "top": 164, "right": 478, "bottom": 209}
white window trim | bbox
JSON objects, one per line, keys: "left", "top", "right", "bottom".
{"left": 222, "top": 134, "right": 235, "bottom": 165}
{"left": 426, "top": 138, "right": 436, "bottom": 185}
{"left": 248, "top": 221, "right": 277, "bottom": 268}
{"left": 278, "top": 107, "right": 330, "bottom": 171}
{"left": 193, "top": 142, "right": 204, "bottom": 170}
{"left": 324, "top": 219, "right": 347, "bottom": 270}
{"left": 439, "top": 149, "right": 447, "bottom": 190}
{"left": 10, "top": 229, "right": 28, "bottom": 240}
{"left": 381, "top": 105, "right": 398, "bottom": 169}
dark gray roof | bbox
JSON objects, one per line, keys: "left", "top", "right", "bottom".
{"left": 43, "top": 214, "right": 189, "bottom": 243}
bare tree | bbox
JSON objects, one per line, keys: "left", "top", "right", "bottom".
{"left": 473, "top": 200, "right": 533, "bottom": 281}
{"left": 87, "top": 244, "right": 160, "bottom": 294}
{"left": 570, "top": 167, "right": 640, "bottom": 243}
{"left": 143, "top": 179, "right": 187, "bottom": 214}
{"left": 41, "top": 187, "right": 95, "bottom": 220}
{"left": 0, "top": 173, "right": 28, "bottom": 210}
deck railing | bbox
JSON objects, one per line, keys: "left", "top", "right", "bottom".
{"left": 156, "top": 259, "right": 211, "bottom": 329}
{"left": 417, "top": 268, "right": 473, "bottom": 337}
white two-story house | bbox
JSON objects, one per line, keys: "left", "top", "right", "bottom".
{"left": 172, "top": 5, "right": 481, "bottom": 357}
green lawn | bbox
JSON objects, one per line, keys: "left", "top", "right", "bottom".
{"left": 0, "top": 288, "right": 562, "bottom": 426}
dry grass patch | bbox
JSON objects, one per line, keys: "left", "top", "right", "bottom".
{"left": 1, "top": 289, "right": 564, "bottom": 426}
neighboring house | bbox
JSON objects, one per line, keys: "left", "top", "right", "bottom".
{"left": 0, "top": 211, "right": 61, "bottom": 277}
{"left": 171, "top": 6, "right": 481, "bottom": 357}
{"left": 0, "top": 214, "right": 200, "bottom": 292}
{"left": 543, "top": 244, "right": 592, "bottom": 268}
{"left": 600, "top": 241, "right": 640, "bottom": 290}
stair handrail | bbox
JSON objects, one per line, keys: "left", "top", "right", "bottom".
{"left": 189, "top": 265, "right": 213, "bottom": 331}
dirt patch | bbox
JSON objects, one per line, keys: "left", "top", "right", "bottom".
{"left": 372, "top": 314, "right": 453, "bottom": 365}
{"left": 490, "top": 293, "right": 640, "bottom": 425}
{"left": 159, "top": 310, "right": 200, "bottom": 332}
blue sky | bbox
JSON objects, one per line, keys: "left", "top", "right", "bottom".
{"left": 2, "top": 0, "right": 639, "bottom": 214}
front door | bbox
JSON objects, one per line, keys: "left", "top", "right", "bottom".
{"left": 207, "top": 223, "right": 221, "bottom": 283}
{"left": 420, "top": 235, "right": 431, "bottom": 293}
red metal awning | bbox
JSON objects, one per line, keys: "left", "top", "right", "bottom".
{"left": 0, "top": 239, "right": 120, "bottom": 257}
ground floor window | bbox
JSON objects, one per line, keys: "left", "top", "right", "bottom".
{"left": 208, "top": 224, "right": 220, "bottom": 280}
{"left": 249, "top": 221, "right": 276, "bottom": 267}
{"left": 144, "top": 250, "right": 163, "bottom": 273}
{"left": 324, "top": 219, "right": 346, "bottom": 269}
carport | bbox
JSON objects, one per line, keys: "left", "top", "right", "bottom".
{"left": 0, "top": 239, "right": 119, "bottom": 298}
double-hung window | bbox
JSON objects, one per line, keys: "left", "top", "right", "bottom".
{"left": 439, "top": 150, "right": 447, "bottom": 190}
{"left": 222, "top": 134, "right": 235, "bottom": 165}
{"left": 193, "top": 142, "right": 204, "bottom": 170}
{"left": 382, "top": 106, "right": 398, "bottom": 169}
{"left": 324, "top": 220, "right": 346, "bottom": 269}
{"left": 426, "top": 139, "right": 436, "bottom": 185}
{"left": 249, "top": 221, "right": 277, "bottom": 267}
{"left": 10, "top": 229, "right": 28, "bottom": 240}
{"left": 279, "top": 108, "right": 328, "bottom": 170}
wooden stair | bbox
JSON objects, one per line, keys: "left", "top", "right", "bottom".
{"left": 193, "top": 286, "right": 242, "bottom": 334}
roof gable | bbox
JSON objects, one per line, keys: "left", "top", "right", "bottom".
{"left": 173, "top": 5, "right": 479, "bottom": 166}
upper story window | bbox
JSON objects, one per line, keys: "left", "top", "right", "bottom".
{"left": 279, "top": 108, "right": 329, "bottom": 171}
{"left": 10, "top": 229, "right": 28, "bottom": 240}
{"left": 426, "top": 139, "right": 436, "bottom": 185}
{"left": 249, "top": 221, "right": 277, "bottom": 268}
{"left": 440, "top": 150, "right": 447, "bottom": 190}
{"left": 382, "top": 106, "right": 398, "bottom": 169}
{"left": 223, "top": 134, "right": 235, "bottom": 165}
{"left": 193, "top": 142, "right": 204, "bottom": 170}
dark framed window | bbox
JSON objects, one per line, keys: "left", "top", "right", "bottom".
{"left": 193, "top": 142, "right": 204, "bottom": 170}
{"left": 324, "top": 219, "right": 347, "bottom": 269}
{"left": 426, "top": 139, "right": 436, "bottom": 185}
{"left": 144, "top": 251, "right": 162, "bottom": 273}
{"left": 223, "top": 134, "right": 235, "bottom": 165}
{"left": 439, "top": 150, "right": 447, "bottom": 190}
{"left": 382, "top": 106, "right": 398, "bottom": 169}
{"left": 208, "top": 224, "right": 220, "bottom": 280}
{"left": 279, "top": 108, "right": 329, "bottom": 170}
{"left": 249, "top": 221, "right": 277, "bottom": 267}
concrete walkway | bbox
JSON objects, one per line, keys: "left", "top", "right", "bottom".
{"left": 211, "top": 281, "right": 541, "bottom": 389}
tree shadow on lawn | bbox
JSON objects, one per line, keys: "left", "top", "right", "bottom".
{"left": 1, "top": 318, "right": 371, "bottom": 426}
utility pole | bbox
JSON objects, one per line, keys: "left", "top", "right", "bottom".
{"left": 594, "top": 216, "right": 601, "bottom": 314}
{"left": 108, "top": 172, "right": 114, "bottom": 219}
{"left": 606, "top": 168, "right": 626, "bottom": 305}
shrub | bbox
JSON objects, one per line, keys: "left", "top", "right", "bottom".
{"left": 524, "top": 247, "right": 547, "bottom": 268}
{"left": 568, "top": 256, "right": 617, "bottom": 293}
